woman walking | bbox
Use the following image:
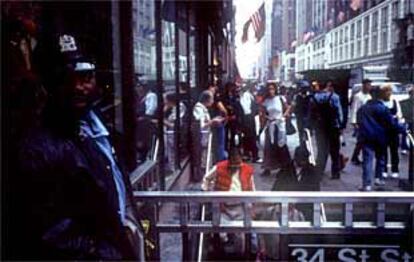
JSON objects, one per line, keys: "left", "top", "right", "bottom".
{"left": 260, "top": 82, "right": 292, "bottom": 176}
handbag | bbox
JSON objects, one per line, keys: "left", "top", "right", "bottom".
{"left": 285, "top": 118, "right": 296, "bottom": 135}
{"left": 279, "top": 97, "right": 296, "bottom": 135}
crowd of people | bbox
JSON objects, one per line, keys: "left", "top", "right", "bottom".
{"left": 193, "top": 79, "right": 412, "bottom": 259}
{"left": 5, "top": 29, "right": 412, "bottom": 260}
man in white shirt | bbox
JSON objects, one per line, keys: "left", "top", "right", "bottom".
{"left": 191, "top": 90, "right": 224, "bottom": 182}
{"left": 136, "top": 82, "right": 158, "bottom": 161}
{"left": 350, "top": 79, "right": 372, "bottom": 165}
{"left": 240, "top": 83, "right": 259, "bottom": 162}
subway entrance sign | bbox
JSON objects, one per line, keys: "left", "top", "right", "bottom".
{"left": 281, "top": 234, "right": 413, "bottom": 262}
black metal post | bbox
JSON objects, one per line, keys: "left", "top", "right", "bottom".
{"left": 119, "top": 0, "right": 136, "bottom": 171}
{"left": 187, "top": 4, "right": 191, "bottom": 92}
{"left": 174, "top": 3, "right": 181, "bottom": 170}
{"left": 409, "top": 135, "right": 413, "bottom": 191}
{"left": 155, "top": 0, "right": 165, "bottom": 191}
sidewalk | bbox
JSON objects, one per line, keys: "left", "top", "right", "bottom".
{"left": 253, "top": 122, "right": 410, "bottom": 191}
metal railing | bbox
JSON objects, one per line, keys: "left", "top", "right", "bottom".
{"left": 130, "top": 137, "right": 159, "bottom": 190}
{"left": 133, "top": 191, "right": 414, "bottom": 260}
{"left": 197, "top": 132, "right": 213, "bottom": 262}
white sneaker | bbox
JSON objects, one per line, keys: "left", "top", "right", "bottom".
{"left": 391, "top": 172, "right": 399, "bottom": 178}
{"left": 382, "top": 172, "right": 389, "bottom": 178}
{"left": 401, "top": 150, "right": 408, "bottom": 155}
{"left": 375, "top": 178, "right": 385, "bottom": 186}
{"left": 359, "top": 185, "right": 372, "bottom": 191}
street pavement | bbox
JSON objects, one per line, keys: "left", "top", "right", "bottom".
{"left": 158, "top": 118, "right": 412, "bottom": 261}
{"left": 254, "top": 120, "right": 410, "bottom": 192}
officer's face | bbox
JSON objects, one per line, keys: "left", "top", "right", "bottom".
{"left": 65, "top": 70, "right": 98, "bottom": 113}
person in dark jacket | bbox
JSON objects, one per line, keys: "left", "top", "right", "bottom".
{"left": 309, "top": 80, "right": 344, "bottom": 179}
{"left": 292, "top": 80, "right": 312, "bottom": 143}
{"left": 357, "top": 85, "right": 406, "bottom": 191}
{"left": 15, "top": 34, "right": 140, "bottom": 259}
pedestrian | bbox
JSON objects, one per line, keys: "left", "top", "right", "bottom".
{"left": 309, "top": 79, "right": 344, "bottom": 179}
{"left": 208, "top": 84, "right": 229, "bottom": 162}
{"left": 400, "top": 85, "right": 414, "bottom": 154}
{"left": 357, "top": 85, "right": 406, "bottom": 191}
{"left": 260, "top": 82, "right": 292, "bottom": 176}
{"left": 201, "top": 147, "right": 256, "bottom": 259}
{"left": 164, "top": 92, "right": 187, "bottom": 172}
{"left": 350, "top": 79, "right": 372, "bottom": 165}
{"left": 272, "top": 145, "right": 320, "bottom": 220}
{"left": 136, "top": 80, "right": 158, "bottom": 162}
{"left": 16, "top": 34, "right": 141, "bottom": 259}
{"left": 380, "top": 84, "right": 404, "bottom": 178}
{"left": 223, "top": 82, "right": 244, "bottom": 149}
{"left": 176, "top": 82, "right": 192, "bottom": 156}
{"left": 240, "top": 82, "right": 260, "bottom": 162}
{"left": 191, "top": 90, "right": 224, "bottom": 183}
{"left": 291, "top": 80, "right": 312, "bottom": 142}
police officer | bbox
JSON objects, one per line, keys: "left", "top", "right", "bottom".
{"left": 16, "top": 34, "right": 141, "bottom": 259}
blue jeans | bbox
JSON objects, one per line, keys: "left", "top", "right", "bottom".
{"left": 215, "top": 124, "right": 227, "bottom": 161}
{"left": 362, "top": 144, "right": 386, "bottom": 187}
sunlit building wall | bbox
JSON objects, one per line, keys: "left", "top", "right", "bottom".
{"left": 295, "top": 0, "right": 413, "bottom": 72}
{"left": 328, "top": 0, "right": 409, "bottom": 69}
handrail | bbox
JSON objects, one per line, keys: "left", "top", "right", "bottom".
{"left": 197, "top": 132, "right": 213, "bottom": 262}
{"left": 135, "top": 191, "right": 414, "bottom": 260}
{"left": 130, "top": 136, "right": 159, "bottom": 190}
{"left": 407, "top": 132, "right": 414, "bottom": 146}
{"left": 153, "top": 137, "right": 159, "bottom": 162}
{"left": 134, "top": 191, "right": 414, "bottom": 203}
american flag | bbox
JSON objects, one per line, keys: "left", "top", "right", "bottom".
{"left": 303, "top": 30, "right": 315, "bottom": 43}
{"left": 241, "top": 3, "right": 265, "bottom": 44}
{"left": 350, "top": 0, "right": 362, "bottom": 11}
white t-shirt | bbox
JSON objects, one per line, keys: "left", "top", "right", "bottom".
{"left": 350, "top": 91, "right": 371, "bottom": 124}
{"left": 193, "top": 102, "right": 211, "bottom": 130}
{"left": 240, "top": 91, "right": 255, "bottom": 115}
{"left": 143, "top": 92, "right": 158, "bottom": 116}
{"left": 262, "top": 95, "right": 287, "bottom": 146}
{"left": 167, "top": 102, "right": 187, "bottom": 123}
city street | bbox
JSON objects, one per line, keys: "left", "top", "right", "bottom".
{"left": 254, "top": 120, "right": 410, "bottom": 192}
{"left": 3, "top": 0, "right": 414, "bottom": 260}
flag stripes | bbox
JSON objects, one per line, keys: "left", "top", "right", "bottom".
{"left": 241, "top": 3, "right": 265, "bottom": 44}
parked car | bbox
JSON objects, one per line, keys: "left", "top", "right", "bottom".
{"left": 349, "top": 82, "right": 409, "bottom": 102}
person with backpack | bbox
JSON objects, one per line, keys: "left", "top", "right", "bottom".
{"left": 309, "top": 80, "right": 344, "bottom": 179}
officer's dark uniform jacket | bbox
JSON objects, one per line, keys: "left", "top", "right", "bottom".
{"left": 16, "top": 107, "right": 136, "bottom": 260}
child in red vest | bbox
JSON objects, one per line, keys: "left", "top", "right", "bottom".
{"left": 202, "top": 147, "right": 256, "bottom": 258}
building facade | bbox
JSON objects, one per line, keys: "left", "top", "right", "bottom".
{"left": 296, "top": 0, "right": 313, "bottom": 45}
{"left": 270, "top": 0, "right": 296, "bottom": 82}
{"left": 328, "top": 0, "right": 410, "bottom": 69}
{"left": 295, "top": 0, "right": 414, "bottom": 81}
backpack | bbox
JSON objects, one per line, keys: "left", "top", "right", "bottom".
{"left": 311, "top": 92, "right": 337, "bottom": 129}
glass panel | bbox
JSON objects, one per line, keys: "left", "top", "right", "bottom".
{"left": 133, "top": 0, "right": 158, "bottom": 164}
